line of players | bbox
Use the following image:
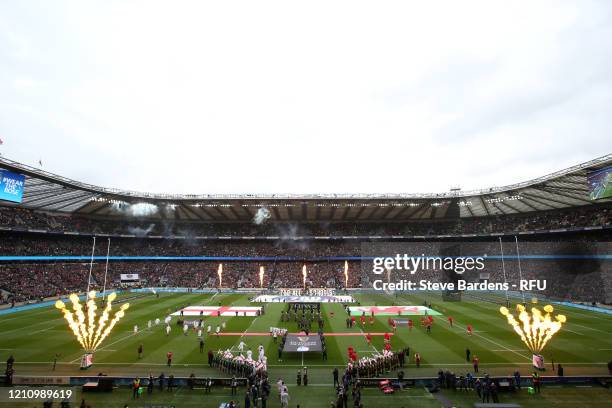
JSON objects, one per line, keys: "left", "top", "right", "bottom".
{"left": 346, "top": 312, "right": 474, "bottom": 336}
{"left": 131, "top": 314, "right": 231, "bottom": 341}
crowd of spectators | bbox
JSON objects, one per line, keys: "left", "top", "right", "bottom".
{"left": 0, "top": 260, "right": 361, "bottom": 304}
{"left": 0, "top": 204, "right": 610, "bottom": 305}
{"left": 1, "top": 205, "right": 610, "bottom": 238}
{"left": 1, "top": 234, "right": 609, "bottom": 304}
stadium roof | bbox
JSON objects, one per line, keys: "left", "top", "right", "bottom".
{"left": 0, "top": 155, "right": 610, "bottom": 222}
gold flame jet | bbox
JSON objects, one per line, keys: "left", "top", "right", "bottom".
{"left": 344, "top": 260, "right": 349, "bottom": 288}
{"left": 499, "top": 303, "right": 566, "bottom": 354}
{"left": 259, "top": 266, "right": 264, "bottom": 288}
{"left": 55, "top": 291, "right": 129, "bottom": 353}
{"left": 302, "top": 264, "right": 307, "bottom": 289}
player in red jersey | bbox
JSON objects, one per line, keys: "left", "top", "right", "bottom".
{"left": 467, "top": 324, "right": 473, "bottom": 336}
{"left": 366, "top": 333, "right": 372, "bottom": 344}
{"left": 360, "top": 315, "right": 365, "bottom": 326}
{"left": 408, "top": 319, "right": 413, "bottom": 331}
{"left": 447, "top": 316, "right": 453, "bottom": 327}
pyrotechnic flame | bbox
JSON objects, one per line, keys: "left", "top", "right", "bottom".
{"left": 259, "top": 266, "right": 264, "bottom": 288}
{"left": 344, "top": 261, "right": 349, "bottom": 288}
{"left": 499, "top": 304, "right": 566, "bottom": 354}
{"left": 218, "top": 264, "right": 223, "bottom": 288}
{"left": 55, "top": 291, "right": 129, "bottom": 353}
{"left": 302, "top": 264, "right": 307, "bottom": 289}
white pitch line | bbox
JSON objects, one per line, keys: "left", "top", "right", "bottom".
{"left": 69, "top": 329, "right": 149, "bottom": 364}
{"left": 229, "top": 317, "right": 260, "bottom": 353}
{"left": 358, "top": 328, "right": 380, "bottom": 354}
{"left": 569, "top": 322, "right": 609, "bottom": 333}
{"left": 0, "top": 319, "right": 61, "bottom": 336}
{"left": 562, "top": 328, "right": 584, "bottom": 336}
{"left": 450, "top": 321, "right": 531, "bottom": 361}
{"left": 556, "top": 308, "right": 611, "bottom": 321}
{"left": 0, "top": 307, "right": 57, "bottom": 323}
{"left": 30, "top": 327, "right": 54, "bottom": 335}
{"left": 239, "top": 318, "right": 260, "bottom": 340}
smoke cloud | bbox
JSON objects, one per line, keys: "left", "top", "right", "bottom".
{"left": 127, "top": 224, "right": 155, "bottom": 237}
{"left": 253, "top": 207, "right": 271, "bottom": 225}
{"left": 112, "top": 202, "right": 159, "bottom": 217}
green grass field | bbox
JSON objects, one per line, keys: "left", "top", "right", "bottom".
{"left": 1, "top": 291, "right": 611, "bottom": 407}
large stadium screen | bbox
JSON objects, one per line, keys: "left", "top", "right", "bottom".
{"left": 587, "top": 166, "right": 612, "bottom": 200}
{"left": 0, "top": 170, "right": 25, "bottom": 203}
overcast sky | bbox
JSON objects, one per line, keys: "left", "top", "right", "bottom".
{"left": 1, "top": 1, "right": 611, "bottom": 195}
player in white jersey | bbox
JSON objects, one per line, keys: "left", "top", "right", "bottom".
{"left": 207, "top": 325, "right": 212, "bottom": 334}
{"left": 155, "top": 318, "right": 160, "bottom": 325}
{"left": 197, "top": 328, "right": 202, "bottom": 338}
{"left": 183, "top": 323, "right": 189, "bottom": 335}
{"left": 246, "top": 349, "right": 253, "bottom": 361}
{"left": 166, "top": 325, "right": 171, "bottom": 336}
{"left": 148, "top": 320, "right": 152, "bottom": 330}
{"left": 238, "top": 341, "right": 246, "bottom": 353}
{"left": 133, "top": 325, "right": 138, "bottom": 334}
{"left": 215, "top": 326, "right": 220, "bottom": 337}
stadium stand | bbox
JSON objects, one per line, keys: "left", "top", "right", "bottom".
{"left": 1, "top": 156, "right": 611, "bottom": 306}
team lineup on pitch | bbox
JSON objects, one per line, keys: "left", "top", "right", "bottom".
{"left": 3, "top": 291, "right": 610, "bottom": 375}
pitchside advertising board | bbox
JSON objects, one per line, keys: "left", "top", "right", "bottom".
{"left": 120, "top": 274, "right": 139, "bottom": 281}
{"left": 0, "top": 170, "right": 25, "bottom": 203}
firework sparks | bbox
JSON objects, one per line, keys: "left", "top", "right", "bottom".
{"left": 344, "top": 260, "right": 349, "bottom": 288}
{"left": 302, "top": 264, "right": 307, "bottom": 289}
{"left": 55, "top": 291, "right": 129, "bottom": 353}
{"left": 499, "top": 303, "right": 566, "bottom": 354}
{"left": 259, "top": 266, "right": 265, "bottom": 288}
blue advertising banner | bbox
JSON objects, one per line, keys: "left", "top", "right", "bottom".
{"left": 0, "top": 170, "right": 25, "bottom": 203}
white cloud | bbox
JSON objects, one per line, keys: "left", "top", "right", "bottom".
{"left": 0, "top": 0, "right": 611, "bottom": 194}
